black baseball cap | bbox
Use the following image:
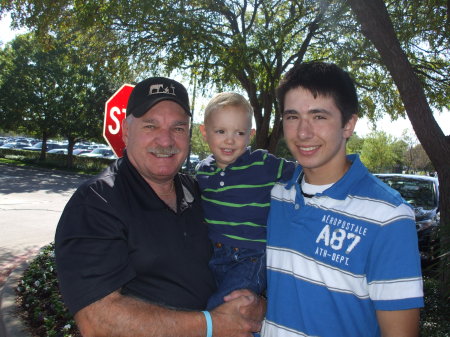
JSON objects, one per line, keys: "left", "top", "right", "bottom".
{"left": 126, "top": 77, "right": 191, "bottom": 117}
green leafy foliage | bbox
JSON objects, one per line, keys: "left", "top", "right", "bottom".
{"left": 16, "top": 243, "right": 80, "bottom": 337}
{"left": 1, "top": 0, "right": 448, "bottom": 154}
{"left": 346, "top": 133, "right": 365, "bottom": 155}
{"left": 420, "top": 277, "right": 450, "bottom": 336}
{"left": 0, "top": 33, "right": 61, "bottom": 141}
{"left": 3, "top": 0, "right": 446, "bottom": 153}
{"left": 190, "top": 123, "right": 211, "bottom": 160}
{"left": 360, "top": 131, "right": 404, "bottom": 173}
{"left": 0, "top": 30, "right": 134, "bottom": 164}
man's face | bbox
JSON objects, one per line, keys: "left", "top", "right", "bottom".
{"left": 282, "top": 87, "right": 357, "bottom": 184}
{"left": 200, "top": 105, "right": 254, "bottom": 169}
{"left": 122, "top": 100, "right": 190, "bottom": 184}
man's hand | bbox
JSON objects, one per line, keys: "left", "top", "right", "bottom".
{"left": 212, "top": 293, "right": 264, "bottom": 337}
{"left": 224, "top": 289, "right": 266, "bottom": 322}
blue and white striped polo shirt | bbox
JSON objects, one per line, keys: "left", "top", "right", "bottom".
{"left": 262, "top": 154, "right": 423, "bottom": 337}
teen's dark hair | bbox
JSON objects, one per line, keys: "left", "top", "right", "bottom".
{"left": 277, "top": 61, "right": 358, "bottom": 126}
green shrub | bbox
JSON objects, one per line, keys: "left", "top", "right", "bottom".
{"left": 16, "top": 243, "right": 80, "bottom": 337}
{"left": 420, "top": 277, "right": 450, "bottom": 336}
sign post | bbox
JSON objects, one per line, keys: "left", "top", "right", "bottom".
{"left": 103, "top": 84, "right": 135, "bottom": 158}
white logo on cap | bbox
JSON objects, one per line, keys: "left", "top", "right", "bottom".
{"left": 148, "top": 84, "right": 176, "bottom": 96}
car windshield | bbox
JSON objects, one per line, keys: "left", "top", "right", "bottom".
{"left": 378, "top": 176, "right": 437, "bottom": 209}
{"left": 90, "top": 148, "right": 113, "bottom": 155}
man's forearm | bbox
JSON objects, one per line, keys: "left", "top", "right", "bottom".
{"left": 75, "top": 290, "right": 262, "bottom": 337}
{"left": 75, "top": 291, "right": 205, "bottom": 337}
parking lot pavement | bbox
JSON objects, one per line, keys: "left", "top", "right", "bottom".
{"left": 0, "top": 164, "right": 89, "bottom": 256}
{"left": 0, "top": 164, "right": 90, "bottom": 336}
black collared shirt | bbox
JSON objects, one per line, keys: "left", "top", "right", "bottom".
{"left": 55, "top": 154, "right": 215, "bottom": 315}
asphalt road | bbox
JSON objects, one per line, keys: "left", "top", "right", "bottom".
{"left": 0, "top": 164, "right": 90, "bottom": 336}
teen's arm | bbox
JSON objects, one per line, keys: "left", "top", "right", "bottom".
{"left": 376, "top": 308, "right": 420, "bottom": 337}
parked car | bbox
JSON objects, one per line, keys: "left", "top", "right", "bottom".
{"left": 73, "top": 149, "right": 92, "bottom": 156}
{"left": 375, "top": 173, "right": 440, "bottom": 265}
{"left": 79, "top": 148, "right": 115, "bottom": 159}
{"left": 74, "top": 143, "right": 92, "bottom": 150}
{"left": 47, "top": 148, "right": 68, "bottom": 155}
{"left": 23, "top": 142, "right": 67, "bottom": 152}
{"left": 182, "top": 154, "right": 200, "bottom": 174}
{"left": 0, "top": 142, "right": 30, "bottom": 149}
{"left": 14, "top": 138, "right": 31, "bottom": 145}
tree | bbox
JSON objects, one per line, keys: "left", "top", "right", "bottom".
{"left": 360, "top": 131, "right": 399, "bottom": 173}
{"left": 52, "top": 36, "right": 134, "bottom": 167}
{"left": 190, "top": 123, "right": 210, "bottom": 159}
{"left": 346, "top": 132, "right": 364, "bottom": 155}
{"left": 0, "top": 32, "right": 133, "bottom": 165}
{"left": 391, "top": 138, "right": 408, "bottom": 173}
{"left": 347, "top": 0, "right": 450, "bottom": 293}
{"left": 401, "top": 129, "right": 418, "bottom": 173}
{"left": 406, "top": 144, "right": 434, "bottom": 173}
{"left": 0, "top": 1, "right": 406, "bottom": 151}
{"left": 0, "top": 33, "right": 64, "bottom": 160}
{"left": 2, "top": 1, "right": 447, "bottom": 152}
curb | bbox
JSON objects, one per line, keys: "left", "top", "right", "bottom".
{"left": 0, "top": 259, "right": 33, "bottom": 337}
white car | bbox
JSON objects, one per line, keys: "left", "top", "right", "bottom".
{"left": 79, "top": 148, "right": 116, "bottom": 159}
{"left": 47, "top": 149, "right": 68, "bottom": 155}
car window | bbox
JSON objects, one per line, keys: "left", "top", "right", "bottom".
{"left": 378, "top": 177, "right": 437, "bottom": 209}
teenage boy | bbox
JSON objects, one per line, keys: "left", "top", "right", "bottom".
{"left": 196, "top": 92, "right": 295, "bottom": 310}
{"left": 262, "top": 62, "right": 423, "bottom": 337}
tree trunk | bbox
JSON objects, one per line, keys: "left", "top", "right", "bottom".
{"left": 347, "top": 0, "right": 450, "bottom": 295}
{"left": 251, "top": 88, "right": 278, "bottom": 151}
{"left": 254, "top": 104, "right": 271, "bottom": 150}
{"left": 66, "top": 136, "right": 76, "bottom": 169}
{"left": 39, "top": 132, "right": 48, "bottom": 162}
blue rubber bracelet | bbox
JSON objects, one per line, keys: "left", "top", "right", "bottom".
{"left": 202, "top": 310, "right": 213, "bottom": 337}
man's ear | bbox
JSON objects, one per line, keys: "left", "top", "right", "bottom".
{"left": 122, "top": 118, "right": 129, "bottom": 145}
{"left": 343, "top": 114, "right": 358, "bottom": 139}
{"left": 199, "top": 124, "right": 207, "bottom": 140}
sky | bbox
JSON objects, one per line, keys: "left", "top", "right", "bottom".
{"left": 1, "top": 14, "right": 449, "bottom": 140}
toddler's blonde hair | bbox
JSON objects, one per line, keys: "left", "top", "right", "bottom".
{"left": 204, "top": 92, "right": 253, "bottom": 127}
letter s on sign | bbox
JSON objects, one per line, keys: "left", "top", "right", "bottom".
{"left": 108, "top": 106, "right": 121, "bottom": 135}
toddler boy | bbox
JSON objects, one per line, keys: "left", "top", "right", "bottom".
{"left": 196, "top": 92, "right": 295, "bottom": 309}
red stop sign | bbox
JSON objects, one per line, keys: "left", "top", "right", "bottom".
{"left": 103, "top": 84, "right": 135, "bottom": 158}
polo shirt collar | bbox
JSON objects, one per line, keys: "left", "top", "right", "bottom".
{"left": 207, "top": 147, "right": 252, "bottom": 169}
{"left": 284, "top": 154, "right": 367, "bottom": 200}
{"left": 324, "top": 154, "right": 366, "bottom": 200}
{"left": 121, "top": 152, "right": 194, "bottom": 213}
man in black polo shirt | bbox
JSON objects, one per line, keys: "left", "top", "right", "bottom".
{"left": 55, "top": 77, "right": 265, "bottom": 336}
